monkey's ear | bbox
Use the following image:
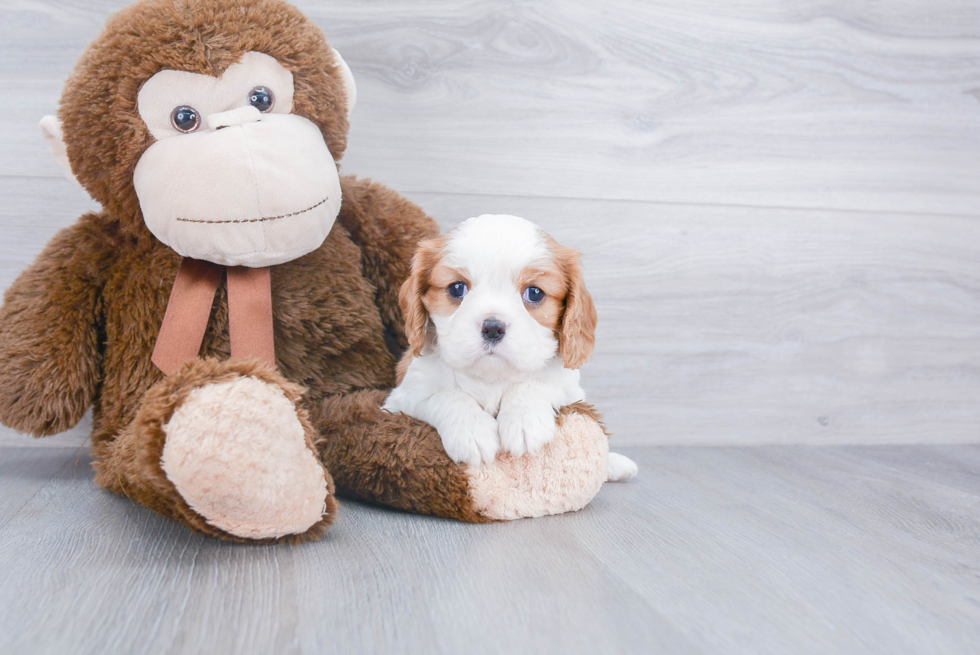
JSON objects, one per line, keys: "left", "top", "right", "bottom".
{"left": 331, "top": 48, "right": 357, "bottom": 118}
{"left": 39, "top": 116, "right": 81, "bottom": 187}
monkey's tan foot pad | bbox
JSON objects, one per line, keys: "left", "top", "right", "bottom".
{"left": 467, "top": 411, "right": 609, "bottom": 520}
{"left": 160, "top": 370, "right": 331, "bottom": 540}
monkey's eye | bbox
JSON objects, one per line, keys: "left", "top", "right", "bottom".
{"left": 248, "top": 86, "right": 275, "bottom": 113}
{"left": 523, "top": 286, "right": 545, "bottom": 304}
{"left": 448, "top": 282, "right": 468, "bottom": 299}
{"left": 170, "top": 106, "right": 200, "bottom": 133}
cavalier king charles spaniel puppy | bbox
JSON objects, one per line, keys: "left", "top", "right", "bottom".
{"left": 383, "top": 214, "right": 637, "bottom": 481}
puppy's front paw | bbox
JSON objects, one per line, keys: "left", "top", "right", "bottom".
{"left": 440, "top": 412, "right": 500, "bottom": 468}
{"left": 498, "top": 401, "right": 557, "bottom": 457}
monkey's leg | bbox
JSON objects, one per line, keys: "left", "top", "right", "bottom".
{"left": 311, "top": 392, "right": 609, "bottom": 521}
{"left": 93, "top": 358, "right": 337, "bottom": 542}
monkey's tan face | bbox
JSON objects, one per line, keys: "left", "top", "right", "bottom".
{"left": 132, "top": 52, "right": 342, "bottom": 267}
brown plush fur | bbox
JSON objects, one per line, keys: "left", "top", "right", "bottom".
{"left": 0, "top": 164, "right": 473, "bottom": 534}
{"left": 60, "top": 0, "right": 351, "bottom": 230}
{"left": 0, "top": 0, "right": 606, "bottom": 539}
{"left": 0, "top": 220, "right": 110, "bottom": 436}
{"left": 95, "top": 357, "right": 338, "bottom": 543}
{"left": 311, "top": 390, "right": 490, "bottom": 523}
{"left": 0, "top": 0, "right": 487, "bottom": 539}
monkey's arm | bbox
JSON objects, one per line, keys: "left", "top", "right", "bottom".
{"left": 0, "top": 216, "right": 110, "bottom": 436}
{"left": 336, "top": 175, "right": 440, "bottom": 353}
{"left": 312, "top": 391, "right": 610, "bottom": 523}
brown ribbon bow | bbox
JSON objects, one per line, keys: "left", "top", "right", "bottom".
{"left": 151, "top": 258, "right": 276, "bottom": 375}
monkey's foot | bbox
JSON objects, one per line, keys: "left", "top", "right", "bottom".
{"left": 159, "top": 366, "right": 332, "bottom": 540}
{"left": 467, "top": 404, "right": 610, "bottom": 520}
{"left": 96, "top": 358, "right": 336, "bottom": 542}
{"left": 312, "top": 396, "right": 612, "bottom": 523}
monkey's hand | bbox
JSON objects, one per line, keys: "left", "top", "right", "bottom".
{"left": 0, "top": 218, "right": 107, "bottom": 436}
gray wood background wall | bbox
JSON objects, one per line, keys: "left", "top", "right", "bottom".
{"left": 2, "top": 0, "right": 979, "bottom": 447}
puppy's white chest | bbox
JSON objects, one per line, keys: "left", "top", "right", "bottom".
{"left": 454, "top": 375, "right": 509, "bottom": 416}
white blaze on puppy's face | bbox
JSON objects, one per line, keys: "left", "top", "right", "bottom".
{"left": 131, "top": 51, "right": 346, "bottom": 267}
{"left": 416, "top": 214, "right": 586, "bottom": 379}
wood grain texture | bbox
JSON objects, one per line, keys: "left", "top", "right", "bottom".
{"left": 1, "top": 0, "right": 979, "bottom": 214}
{"left": 411, "top": 190, "right": 980, "bottom": 446}
{"left": 1, "top": 0, "right": 980, "bottom": 448}
{"left": 0, "top": 446, "right": 80, "bottom": 525}
{"left": 3, "top": 5, "right": 979, "bottom": 654}
{"left": 0, "top": 445, "right": 978, "bottom": 654}
{"left": 2, "top": 178, "right": 980, "bottom": 447}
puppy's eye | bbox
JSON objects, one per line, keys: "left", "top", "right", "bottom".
{"left": 248, "top": 86, "right": 275, "bottom": 113}
{"left": 170, "top": 106, "right": 201, "bottom": 133}
{"left": 523, "top": 286, "right": 545, "bottom": 303}
{"left": 448, "top": 281, "right": 468, "bottom": 299}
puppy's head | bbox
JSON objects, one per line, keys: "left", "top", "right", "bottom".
{"left": 400, "top": 214, "right": 597, "bottom": 378}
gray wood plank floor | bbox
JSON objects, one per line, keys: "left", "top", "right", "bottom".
{"left": 2, "top": 3, "right": 979, "bottom": 654}
{"left": 1, "top": 444, "right": 978, "bottom": 654}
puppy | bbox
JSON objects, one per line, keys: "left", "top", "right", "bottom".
{"left": 383, "top": 214, "right": 638, "bottom": 482}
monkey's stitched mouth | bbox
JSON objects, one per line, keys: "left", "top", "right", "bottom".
{"left": 175, "top": 196, "right": 329, "bottom": 225}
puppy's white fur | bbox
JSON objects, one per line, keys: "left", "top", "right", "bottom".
{"left": 384, "top": 214, "right": 637, "bottom": 482}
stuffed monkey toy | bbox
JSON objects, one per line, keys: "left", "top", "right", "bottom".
{"left": 0, "top": 0, "right": 611, "bottom": 542}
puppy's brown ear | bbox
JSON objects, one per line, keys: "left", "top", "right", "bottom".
{"left": 399, "top": 237, "right": 443, "bottom": 357}
{"left": 556, "top": 246, "right": 597, "bottom": 369}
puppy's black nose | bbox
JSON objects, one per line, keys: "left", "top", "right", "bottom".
{"left": 482, "top": 318, "right": 506, "bottom": 343}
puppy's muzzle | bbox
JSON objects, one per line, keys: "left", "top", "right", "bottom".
{"left": 481, "top": 318, "right": 506, "bottom": 343}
